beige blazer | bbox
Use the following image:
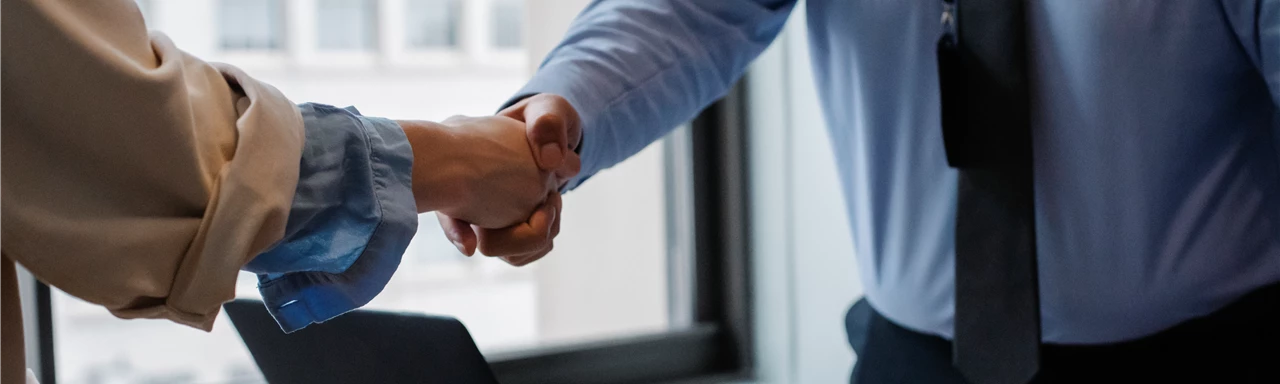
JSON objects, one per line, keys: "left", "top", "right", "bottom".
{"left": 1, "top": 0, "right": 306, "bottom": 381}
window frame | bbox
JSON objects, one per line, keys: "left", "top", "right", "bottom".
{"left": 31, "top": 279, "right": 56, "bottom": 383}
{"left": 214, "top": 0, "right": 292, "bottom": 71}
{"left": 486, "top": 84, "right": 756, "bottom": 383}
{"left": 30, "top": 84, "right": 755, "bottom": 384}
{"left": 203, "top": 0, "right": 522, "bottom": 73}
{"left": 388, "top": 0, "right": 468, "bottom": 68}
{"left": 314, "top": 0, "right": 380, "bottom": 53}
{"left": 30, "top": 1, "right": 755, "bottom": 382}
{"left": 488, "top": 0, "right": 525, "bottom": 50}
{"left": 216, "top": 0, "right": 289, "bottom": 52}
{"left": 401, "top": 0, "right": 463, "bottom": 50}
{"left": 386, "top": 0, "right": 528, "bottom": 71}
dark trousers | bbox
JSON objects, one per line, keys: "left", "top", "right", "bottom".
{"left": 845, "top": 283, "right": 1280, "bottom": 384}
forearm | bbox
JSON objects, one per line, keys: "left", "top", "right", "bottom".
{"left": 515, "top": 0, "right": 796, "bottom": 190}
{"left": 397, "top": 119, "right": 471, "bottom": 213}
{"left": 398, "top": 116, "right": 551, "bottom": 229}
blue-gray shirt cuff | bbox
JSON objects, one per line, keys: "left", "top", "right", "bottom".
{"left": 247, "top": 103, "right": 418, "bottom": 333}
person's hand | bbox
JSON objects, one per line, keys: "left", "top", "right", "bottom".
{"left": 500, "top": 94, "right": 584, "bottom": 181}
{"left": 439, "top": 191, "right": 563, "bottom": 267}
{"left": 437, "top": 94, "right": 583, "bottom": 266}
{"left": 398, "top": 116, "right": 556, "bottom": 229}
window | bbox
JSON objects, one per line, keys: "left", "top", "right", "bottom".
{"left": 39, "top": 1, "right": 752, "bottom": 383}
{"left": 51, "top": 275, "right": 265, "bottom": 383}
{"left": 218, "top": 0, "right": 284, "bottom": 50}
{"left": 491, "top": 0, "right": 523, "bottom": 49}
{"left": 405, "top": 0, "right": 460, "bottom": 49}
{"left": 316, "top": 0, "right": 377, "bottom": 51}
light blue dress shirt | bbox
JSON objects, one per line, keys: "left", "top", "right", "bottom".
{"left": 515, "top": 0, "right": 1280, "bottom": 344}
{"left": 245, "top": 103, "right": 417, "bottom": 332}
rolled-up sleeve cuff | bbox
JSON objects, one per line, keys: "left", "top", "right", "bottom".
{"left": 255, "top": 105, "right": 418, "bottom": 333}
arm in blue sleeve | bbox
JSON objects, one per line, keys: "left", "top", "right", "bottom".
{"left": 244, "top": 103, "right": 418, "bottom": 332}
{"left": 514, "top": 0, "right": 796, "bottom": 190}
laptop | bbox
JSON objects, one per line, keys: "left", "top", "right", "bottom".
{"left": 224, "top": 299, "right": 501, "bottom": 384}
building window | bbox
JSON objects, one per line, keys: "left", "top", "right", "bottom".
{"left": 44, "top": 1, "right": 751, "bottom": 383}
{"left": 405, "top": 0, "right": 460, "bottom": 49}
{"left": 491, "top": 0, "right": 524, "bottom": 49}
{"left": 317, "top": 0, "right": 378, "bottom": 51}
{"left": 218, "top": 0, "right": 285, "bottom": 50}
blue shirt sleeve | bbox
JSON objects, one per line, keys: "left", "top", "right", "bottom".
{"left": 511, "top": 0, "right": 796, "bottom": 191}
{"left": 244, "top": 103, "right": 418, "bottom": 333}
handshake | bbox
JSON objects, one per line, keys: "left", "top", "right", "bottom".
{"left": 396, "top": 94, "right": 581, "bottom": 266}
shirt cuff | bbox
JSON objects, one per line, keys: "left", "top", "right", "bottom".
{"left": 248, "top": 103, "right": 418, "bottom": 333}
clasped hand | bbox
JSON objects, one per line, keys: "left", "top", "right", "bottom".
{"left": 398, "top": 94, "right": 581, "bottom": 266}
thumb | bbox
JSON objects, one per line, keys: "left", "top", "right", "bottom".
{"left": 502, "top": 94, "right": 580, "bottom": 172}
{"left": 525, "top": 112, "right": 569, "bottom": 172}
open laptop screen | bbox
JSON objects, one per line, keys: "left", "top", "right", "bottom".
{"left": 224, "top": 299, "right": 500, "bottom": 384}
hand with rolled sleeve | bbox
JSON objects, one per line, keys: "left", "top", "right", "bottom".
{"left": 245, "top": 107, "right": 564, "bottom": 332}
{"left": 400, "top": 115, "right": 560, "bottom": 229}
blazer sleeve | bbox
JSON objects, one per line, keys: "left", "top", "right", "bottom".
{"left": 1, "top": 0, "right": 305, "bottom": 330}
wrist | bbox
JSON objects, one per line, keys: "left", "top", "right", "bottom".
{"left": 397, "top": 120, "right": 471, "bottom": 213}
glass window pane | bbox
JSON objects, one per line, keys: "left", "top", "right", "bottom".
{"left": 53, "top": 1, "right": 691, "bottom": 381}
{"left": 53, "top": 274, "right": 267, "bottom": 383}
{"left": 218, "top": 0, "right": 283, "bottom": 50}
{"left": 492, "top": 0, "right": 524, "bottom": 49}
{"left": 317, "top": 0, "right": 377, "bottom": 51}
{"left": 405, "top": 0, "right": 459, "bottom": 49}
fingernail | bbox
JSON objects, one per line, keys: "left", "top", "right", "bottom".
{"left": 540, "top": 143, "right": 562, "bottom": 166}
{"left": 452, "top": 240, "right": 467, "bottom": 255}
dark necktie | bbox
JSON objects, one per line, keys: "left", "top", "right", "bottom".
{"left": 937, "top": 1, "right": 1041, "bottom": 384}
